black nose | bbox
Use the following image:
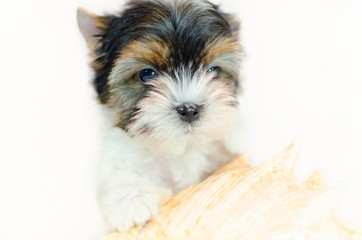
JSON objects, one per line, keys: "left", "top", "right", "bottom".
{"left": 176, "top": 104, "right": 200, "bottom": 123}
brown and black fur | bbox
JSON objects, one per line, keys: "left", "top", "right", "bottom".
{"left": 85, "top": 0, "right": 241, "bottom": 129}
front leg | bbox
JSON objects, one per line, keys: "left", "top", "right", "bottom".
{"left": 97, "top": 170, "right": 172, "bottom": 232}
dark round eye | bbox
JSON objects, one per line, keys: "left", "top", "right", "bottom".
{"left": 138, "top": 68, "right": 158, "bottom": 83}
{"left": 207, "top": 66, "right": 221, "bottom": 77}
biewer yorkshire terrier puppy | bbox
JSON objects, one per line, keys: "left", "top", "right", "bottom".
{"left": 78, "top": 0, "right": 243, "bottom": 232}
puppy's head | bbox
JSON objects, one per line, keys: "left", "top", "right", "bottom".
{"left": 78, "top": 0, "right": 242, "bottom": 155}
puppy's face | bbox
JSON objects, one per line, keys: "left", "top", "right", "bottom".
{"left": 78, "top": 0, "right": 241, "bottom": 155}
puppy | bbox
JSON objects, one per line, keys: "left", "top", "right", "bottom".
{"left": 78, "top": 0, "right": 242, "bottom": 232}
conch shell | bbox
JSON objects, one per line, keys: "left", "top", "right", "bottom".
{"left": 103, "top": 143, "right": 361, "bottom": 240}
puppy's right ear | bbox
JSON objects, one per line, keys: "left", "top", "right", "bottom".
{"left": 77, "top": 8, "right": 104, "bottom": 52}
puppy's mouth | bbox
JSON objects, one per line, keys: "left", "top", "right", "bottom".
{"left": 182, "top": 122, "right": 199, "bottom": 134}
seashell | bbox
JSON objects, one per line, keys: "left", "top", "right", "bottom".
{"left": 103, "top": 143, "right": 362, "bottom": 240}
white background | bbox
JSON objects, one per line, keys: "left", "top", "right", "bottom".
{"left": 0, "top": 0, "right": 361, "bottom": 239}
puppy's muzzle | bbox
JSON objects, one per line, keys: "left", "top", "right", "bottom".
{"left": 176, "top": 104, "right": 200, "bottom": 123}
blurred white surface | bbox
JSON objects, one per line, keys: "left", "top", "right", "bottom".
{"left": 0, "top": 0, "right": 361, "bottom": 239}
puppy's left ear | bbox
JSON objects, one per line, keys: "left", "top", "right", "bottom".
{"left": 214, "top": 5, "right": 240, "bottom": 39}
{"left": 77, "top": 8, "right": 104, "bottom": 51}
{"left": 225, "top": 15, "right": 240, "bottom": 39}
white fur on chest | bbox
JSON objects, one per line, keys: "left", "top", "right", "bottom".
{"left": 99, "top": 115, "right": 235, "bottom": 193}
{"left": 96, "top": 104, "right": 243, "bottom": 231}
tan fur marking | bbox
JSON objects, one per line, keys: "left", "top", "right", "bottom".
{"left": 118, "top": 39, "right": 169, "bottom": 68}
{"left": 88, "top": 16, "right": 107, "bottom": 69}
{"left": 95, "top": 15, "right": 107, "bottom": 29}
{"left": 203, "top": 37, "right": 240, "bottom": 66}
{"left": 90, "top": 52, "right": 105, "bottom": 70}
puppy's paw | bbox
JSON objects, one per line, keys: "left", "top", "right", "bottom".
{"left": 105, "top": 193, "right": 160, "bottom": 232}
{"left": 99, "top": 177, "right": 172, "bottom": 232}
